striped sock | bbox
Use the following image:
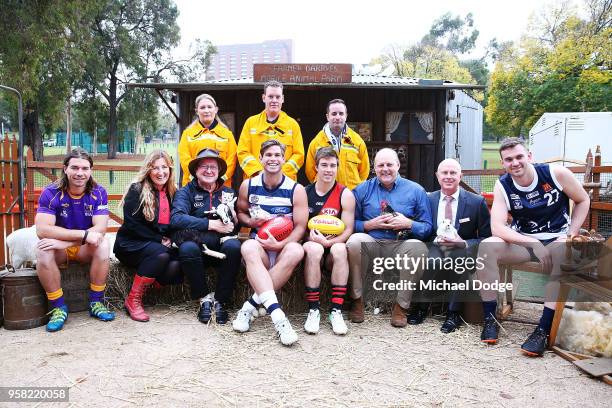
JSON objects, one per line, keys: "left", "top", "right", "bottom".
{"left": 89, "top": 283, "right": 106, "bottom": 303}
{"left": 47, "top": 288, "right": 65, "bottom": 309}
{"left": 259, "top": 290, "right": 285, "bottom": 324}
{"left": 248, "top": 293, "right": 261, "bottom": 309}
{"left": 305, "top": 286, "right": 320, "bottom": 310}
{"left": 330, "top": 285, "right": 347, "bottom": 312}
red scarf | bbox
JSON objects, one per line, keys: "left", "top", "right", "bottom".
{"left": 158, "top": 189, "right": 170, "bottom": 225}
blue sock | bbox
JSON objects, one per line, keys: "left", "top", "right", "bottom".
{"left": 538, "top": 307, "right": 555, "bottom": 333}
{"left": 483, "top": 301, "right": 497, "bottom": 319}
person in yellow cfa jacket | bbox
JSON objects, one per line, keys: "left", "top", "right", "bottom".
{"left": 237, "top": 81, "right": 304, "bottom": 180}
{"left": 178, "top": 93, "right": 237, "bottom": 187}
{"left": 305, "top": 99, "right": 370, "bottom": 189}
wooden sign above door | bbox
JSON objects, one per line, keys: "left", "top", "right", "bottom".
{"left": 253, "top": 64, "right": 352, "bottom": 84}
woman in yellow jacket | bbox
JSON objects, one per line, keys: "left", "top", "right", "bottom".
{"left": 178, "top": 94, "right": 237, "bottom": 187}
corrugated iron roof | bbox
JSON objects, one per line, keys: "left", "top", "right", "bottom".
{"left": 128, "top": 74, "right": 485, "bottom": 91}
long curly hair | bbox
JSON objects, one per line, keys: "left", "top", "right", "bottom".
{"left": 121, "top": 150, "right": 177, "bottom": 222}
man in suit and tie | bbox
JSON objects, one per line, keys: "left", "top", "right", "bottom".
{"left": 407, "top": 158, "right": 491, "bottom": 333}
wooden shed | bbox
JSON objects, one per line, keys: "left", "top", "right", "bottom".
{"left": 130, "top": 70, "right": 484, "bottom": 191}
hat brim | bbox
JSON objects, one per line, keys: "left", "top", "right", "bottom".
{"left": 188, "top": 157, "right": 227, "bottom": 179}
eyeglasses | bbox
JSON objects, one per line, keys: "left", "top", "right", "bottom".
{"left": 198, "top": 165, "right": 218, "bottom": 171}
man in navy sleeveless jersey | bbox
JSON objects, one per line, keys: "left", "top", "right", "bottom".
{"left": 477, "top": 138, "right": 590, "bottom": 356}
{"left": 232, "top": 139, "right": 308, "bottom": 346}
{"left": 302, "top": 147, "right": 356, "bottom": 335}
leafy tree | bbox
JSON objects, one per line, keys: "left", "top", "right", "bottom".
{"left": 0, "top": 0, "right": 98, "bottom": 160}
{"left": 485, "top": 0, "right": 611, "bottom": 137}
{"left": 423, "top": 12, "right": 480, "bottom": 55}
{"left": 82, "top": 0, "right": 215, "bottom": 158}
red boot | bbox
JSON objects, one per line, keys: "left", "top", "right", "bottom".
{"left": 124, "top": 275, "right": 155, "bottom": 322}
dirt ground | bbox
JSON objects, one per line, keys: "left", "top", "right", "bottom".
{"left": 1, "top": 301, "right": 610, "bottom": 408}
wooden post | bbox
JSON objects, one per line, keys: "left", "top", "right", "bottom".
{"left": 25, "top": 149, "right": 35, "bottom": 226}
{"left": 591, "top": 146, "right": 601, "bottom": 232}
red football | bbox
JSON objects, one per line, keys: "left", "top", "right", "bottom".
{"left": 257, "top": 216, "right": 294, "bottom": 241}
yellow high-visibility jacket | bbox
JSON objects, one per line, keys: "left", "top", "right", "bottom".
{"left": 305, "top": 126, "right": 370, "bottom": 190}
{"left": 178, "top": 120, "right": 237, "bottom": 187}
{"left": 237, "top": 110, "right": 304, "bottom": 180}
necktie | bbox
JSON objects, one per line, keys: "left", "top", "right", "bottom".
{"left": 444, "top": 195, "right": 454, "bottom": 222}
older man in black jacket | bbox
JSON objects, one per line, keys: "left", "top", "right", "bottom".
{"left": 408, "top": 158, "right": 491, "bottom": 333}
{"left": 171, "top": 149, "right": 241, "bottom": 324}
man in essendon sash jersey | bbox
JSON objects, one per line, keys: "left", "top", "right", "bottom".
{"left": 477, "top": 138, "right": 590, "bottom": 356}
{"left": 303, "top": 147, "right": 356, "bottom": 335}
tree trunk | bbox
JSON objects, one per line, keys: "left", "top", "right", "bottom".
{"left": 66, "top": 98, "right": 72, "bottom": 154}
{"left": 23, "top": 107, "right": 43, "bottom": 161}
{"left": 107, "top": 73, "right": 118, "bottom": 159}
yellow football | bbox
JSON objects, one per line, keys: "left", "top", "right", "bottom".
{"left": 308, "top": 214, "right": 346, "bottom": 236}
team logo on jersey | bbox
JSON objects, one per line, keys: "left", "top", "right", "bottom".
{"left": 249, "top": 195, "right": 259, "bottom": 204}
{"left": 526, "top": 191, "right": 539, "bottom": 199}
{"left": 542, "top": 183, "right": 552, "bottom": 192}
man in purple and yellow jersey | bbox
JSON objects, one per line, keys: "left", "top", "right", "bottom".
{"left": 35, "top": 148, "right": 115, "bottom": 332}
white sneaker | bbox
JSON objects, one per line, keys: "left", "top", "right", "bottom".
{"left": 232, "top": 308, "right": 253, "bottom": 332}
{"left": 329, "top": 309, "right": 348, "bottom": 335}
{"left": 274, "top": 317, "right": 298, "bottom": 346}
{"left": 304, "top": 309, "right": 320, "bottom": 334}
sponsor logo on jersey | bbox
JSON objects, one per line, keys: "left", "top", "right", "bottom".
{"left": 321, "top": 208, "right": 339, "bottom": 216}
{"left": 513, "top": 200, "right": 523, "bottom": 209}
{"left": 542, "top": 183, "right": 552, "bottom": 192}
{"left": 510, "top": 194, "right": 520, "bottom": 200}
{"left": 526, "top": 191, "right": 539, "bottom": 199}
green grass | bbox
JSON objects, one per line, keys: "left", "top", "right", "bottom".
{"left": 482, "top": 142, "right": 501, "bottom": 169}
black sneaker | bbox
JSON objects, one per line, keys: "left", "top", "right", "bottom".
{"left": 441, "top": 311, "right": 463, "bottom": 333}
{"left": 480, "top": 315, "right": 498, "bottom": 344}
{"left": 198, "top": 300, "right": 213, "bottom": 324}
{"left": 214, "top": 302, "right": 229, "bottom": 325}
{"left": 521, "top": 326, "right": 548, "bottom": 356}
{"left": 407, "top": 308, "right": 427, "bottom": 325}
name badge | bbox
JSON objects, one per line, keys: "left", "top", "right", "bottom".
{"left": 459, "top": 217, "right": 470, "bottom": 223}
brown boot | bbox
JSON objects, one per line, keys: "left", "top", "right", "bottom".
{"left": 349, "top": 297, "right": 365, "bottom": 323}
{"left": 391, "top": 303, "right": 408, "bottom": 328}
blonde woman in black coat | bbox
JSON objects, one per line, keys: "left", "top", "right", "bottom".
{"left": 114, "top": 150, "right": 179, "bottom": 322}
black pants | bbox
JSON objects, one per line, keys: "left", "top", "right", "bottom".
{"left": 178, "top": 232, "right": 241, "bottom": 304}
{"left": 115, "top": 242, "right": 182, "bottom": 285}
{"left": 415, "top": 245, "right": 473, "bottom": 312}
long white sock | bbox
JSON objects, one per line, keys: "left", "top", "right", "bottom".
{"left": 259, "top": 290, "right": 285, "bottom": 324}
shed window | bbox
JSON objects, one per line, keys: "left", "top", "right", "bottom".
{"left": 385, "top": 112, "right": 434, "bottom": 144}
